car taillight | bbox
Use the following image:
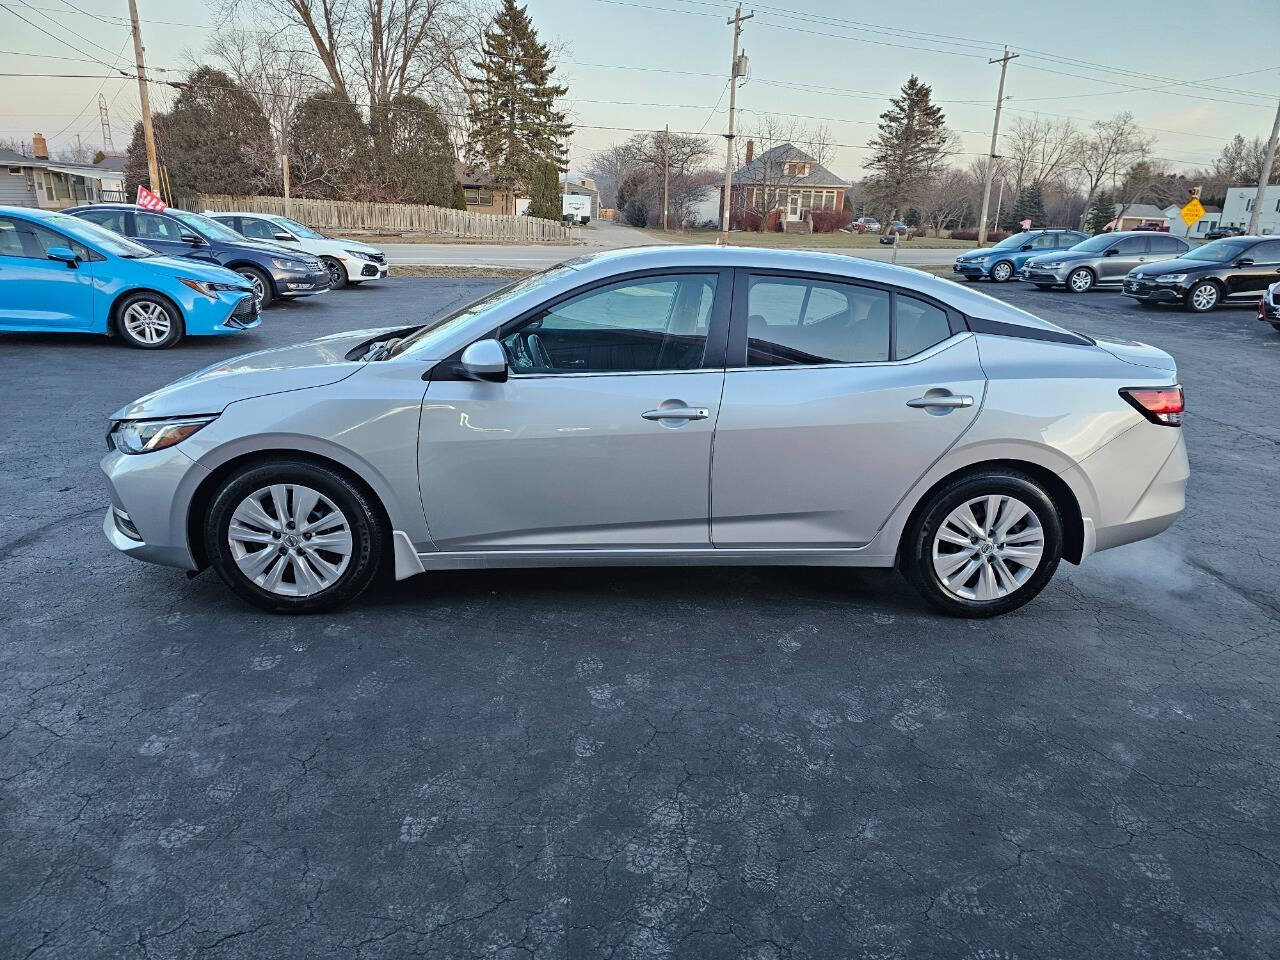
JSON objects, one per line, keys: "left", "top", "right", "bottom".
{"left": 1120, "top": 385, "right": 1184, "bottom": 426}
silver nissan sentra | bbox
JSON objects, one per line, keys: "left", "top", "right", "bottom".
{"left": 101, "top": 246, "right": 1188, "bottom": 617}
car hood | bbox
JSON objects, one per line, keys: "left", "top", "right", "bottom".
{"left": 307, "top": 236, "right": 381, "bottom": 256}
{"left": 1025, "top": 250, "right": 1089, "bottom": 266}
{"left": 110, "top": 326, "right": 403, "bottom": 420}
{"left": 1093, "top": 336, "right": 1177, "bottom": 373}
{"left": 1128, "top": 256, "right": 1206, "bottom": 276}
{"left": 955, "top": 248, "right": 992, "bottom": 261}
{"left": 132, "top": 254, "right": 251, "bottom": 288}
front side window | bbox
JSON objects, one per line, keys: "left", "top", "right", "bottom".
{"left": 134, "top": 212, "right": 183, "bottom": 242}
{"left": 1032, "top": 234, "right": 1058, "bottom": 249}
{"left": 0, "top": 216, "right": 89, "bottom": 260}
{"left": 501, "top": 273, "right": 718, "bottom": 374}
{"left": 239, "top": 217, "right": 282, "bottom": 242}
{"left": 747, "top": 277, "right": 890, "bottom": 365}
{"left": 1111, "top": 236, "right": 1148, "bottom": 255}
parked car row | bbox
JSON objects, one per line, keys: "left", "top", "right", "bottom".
{"left": 0, "top": 203, "right": 390, "bottom": 349}
{"left": 955, "top": 228, "right": 1280, "bottom": 317}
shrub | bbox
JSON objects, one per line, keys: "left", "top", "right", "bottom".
{"left": 730, "top": 209, "right": 762, "bottom": 231}
{"left": 808, "top": 209, "right": 853, "bottom": 233}
{"left": 623, "top": 200, "right": 649, "bottom": 227}
{"left": 947, "top": 228, "right": 1009, "bottom": 243}
{"left": 764, "top": 208, "right": 783, "bottom": 232}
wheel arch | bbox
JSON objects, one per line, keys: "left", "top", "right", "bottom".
{"left": 990, "top": 258, "right": 1015, "bottom": 278}
{"left": 224, "top": 260, "right": 278, "bottom": 296}
{"left": 895, "top": 458, "right": 1086, "bottom": 567}
{"left": 107, "top": 286, "right": 185, "bottom": 335}
{"left": 186, "top": 447, "right": 393, "bottom": 570}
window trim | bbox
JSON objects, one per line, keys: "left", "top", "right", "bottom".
{"left": 726, "top": 267, "right": 968, "bottom": 369}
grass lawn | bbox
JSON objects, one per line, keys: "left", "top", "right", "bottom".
{"left": 643, "top": 228, "right": 973, "bottom": 250}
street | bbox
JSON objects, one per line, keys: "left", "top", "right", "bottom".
{"left": 3, "top": 275, "right": 1279, "bottom": 958}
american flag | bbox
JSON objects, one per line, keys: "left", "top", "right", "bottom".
{"left": 136, "top": 185, "right": 166, "bottom": 212}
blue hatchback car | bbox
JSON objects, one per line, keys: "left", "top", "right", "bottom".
{"left": 952, "top": 229, "right": 1088, "bottom": 283}
{"left": 0, "top": 206, "right": 259, "bottom": 349}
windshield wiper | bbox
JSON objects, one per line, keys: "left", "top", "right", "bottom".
{"left": 360, "top": 337, "right": 402, "bottom": 361}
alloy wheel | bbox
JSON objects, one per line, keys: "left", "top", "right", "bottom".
{"left": 240, "top": 271, "right": 266, "bottom": 309}
{"left": 227, "top": 484, "right": 352, "bottom": 597}
{"left": 1068, "top": 269, "right": 1093, "bottom": 293}
{"left": 1190, "top": 283, "right": 1218, "bottom": 311}
{"left": 931, "top": 495, "right": 1045, "bottom": 602}
{"left": 326, "top": 259, "right": 343, "bottom": 288}
{"left": 122, "top": 300, "right": 171, "bottom": 344}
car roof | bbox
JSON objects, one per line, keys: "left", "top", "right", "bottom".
{"left": 208, "top": 211, "right": 277, "bottom": 218}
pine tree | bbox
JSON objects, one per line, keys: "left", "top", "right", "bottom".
{"left": 526, "top": 159, "right": 560, "bottom": 220}
{"left": 1085, "top": 189, "right": 1116, "bottom": 234}
{"left": 1008, "top": 183, "right": 1047, "bottom": 230}
{"left": 864, "top": 76, "right": 951, "bottom": 230}
{"left": 467, "top": 0, "right": 572, "bottom": 212}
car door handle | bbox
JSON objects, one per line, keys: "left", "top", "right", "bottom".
{"left": 907, "top": 394, "right": 973, "bottom": 409}
{"left": 642, "top": 406, "right": 710, "bottom": 421}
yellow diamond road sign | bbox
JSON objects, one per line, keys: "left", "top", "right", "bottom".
{"left": 1181, "top": 196, "right": 1206, "bottom": 228}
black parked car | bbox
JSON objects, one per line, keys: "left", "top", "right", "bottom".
{"left": 1121, "top": 235, "right": 1280, "bottom": 312}
{"left": 1260, "top": 279, "right": 1280, "bottom": 332}
{"left": 65, "top": 204, "right": 330, "bottom": 309}
{"left": 1204, "top": 224, "right": 1244, "bottom": 241}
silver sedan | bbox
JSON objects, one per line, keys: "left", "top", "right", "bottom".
{"left": 101, "top": 247, "right": 1188, "bottom": 617}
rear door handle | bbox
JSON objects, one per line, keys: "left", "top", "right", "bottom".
{"left": 907, "top": 395, "right": 973, "bottom": 409}
{"left": 642, "top": 406, "right": 709, "bottom": 421}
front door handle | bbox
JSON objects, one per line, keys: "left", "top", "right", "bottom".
{"left": 642, "top": 405, "right": 709, "bottom": 421}
{"left": 907, "top": 394, "right": 973, "bottom": 409}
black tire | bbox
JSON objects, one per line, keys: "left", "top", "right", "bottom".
{"left": 236, "top": 265, "right": 274, "bottom": 310}
{"left": 321, "top": 256, "right": 347, "bottom": 290}
{"left": 901, "top": 470, "right": 1063, "bottom": 618}
{"left": 989, "top": 260, "right": 1015, "bottom": 283}
{"left": 1034, "top": 283, "right": 1054, "bottom": 290}
{"left": 1184, "top": 280, "right": 1220, "bottom": 313}
{"left": 204, "top": 459, "right": 385, "bottom": 613}
{"left": 1066, "top": 267, "right": 1095, "bottom": 294}
{"left": 113, "top": 291, "right": 184, "bottom": 349}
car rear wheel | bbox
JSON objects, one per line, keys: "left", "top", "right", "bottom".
{"left": 236, "top": 266, "right": 273, "bottom": 310}
{"left": 902, "top": 471, "right": 1063, "bottom": 618}
{"left": 114, "top": 292, "right": 184, "bottom": 349}
{"left": 989, "top": 260, "right": 1014, "bottom": 283}
{"left": 322, "top": 256, "right": 347, "bottom": 290}
{"left": 204, "top": 459, "right": 385, "bottom": 613}
{"left": 1185, "top": 281, "right": 1220, "bottom": 312}
{"left": 1066, "top": 268, "right": 1095, "bottom": 294}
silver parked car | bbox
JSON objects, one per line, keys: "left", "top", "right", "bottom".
{"left": 1020, "top": 231, "right": 1192, "bottom": 293}
{"left": 101, "top": 247, "right": 1188, "bottom": 617}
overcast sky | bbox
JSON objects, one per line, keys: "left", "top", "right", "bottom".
{"left": 3, "top": 0, "right": 1278, "bottom": 181}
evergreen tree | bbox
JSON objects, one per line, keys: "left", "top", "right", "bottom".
{"left": 288, "top": 90, "right": 371, "bottom": 200}
{"left": 1085, "top": 189, "right": 1116, "bottom": 234}
{"left": 375, "top": 95, "right": 457, "bottom": 206}
{"left": 526, "top": 159, "right": 561, "bottom": 220}
{"left": 452, "top": 182, "right": 468, "bottom": 210}
{"left": 1008, "top": 183, "right": 1047, "bottom": 229}
{"left": 466, "top": 0, "right": 572, "bottom": 212}
{"left": 864, "top": 76, "right": 951, "bottom": 230}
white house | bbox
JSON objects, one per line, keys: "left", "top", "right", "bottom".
{"left": 1219, "top": 184, "right": 1280, "bottom": 235}
{"left": 1160, "top": 202, "right": 1221, "bottom": 239}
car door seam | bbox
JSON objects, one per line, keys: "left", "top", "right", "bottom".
{"left": 708, "top": 367, "right": 729, "bottom": 547}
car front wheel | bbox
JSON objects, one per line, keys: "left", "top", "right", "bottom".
{"left": 1066, "top": 268, "right": 1095, "bottom": 293}
{"left": 115, "top": 291, "right": 184, "bottom": 349}
{"left": 989, "top": 260, "right": 1014, "bottom": 282}
{"left": 322, "top": 257, "right": 347, "bottom": 290}
{"left": 1185, "top": 281, "right": 1220, "bottom": 312}
{"left": 236, "top": 266, "right": 273, "bottom": 310}
{"left": 902, "top": 471, "right": 1063, "bottom": 618}
{"left": 204, "top": 459, "right": 385, "bottom": 613}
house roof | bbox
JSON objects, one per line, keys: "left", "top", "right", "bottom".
{"left": 455, "top": 162, "right": 497, "bottom": 187}
{"left": 0, "top": 147, "right": 39, "bottom": 166}
{"left": 735, "top": 143, "right": 848, "bottom": 188}
{"left": 1161, "top": 202, "right": 1221, "bottom": 214}
{"left": 1112, "top": 203, "right": 1168, "bottom": 219}
{"left": 93, "top": 153, "right": 127, "bottom": 173}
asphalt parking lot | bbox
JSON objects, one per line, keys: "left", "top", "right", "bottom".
{"left": 3, "top": 274, "right": 1279, "bottom": 959}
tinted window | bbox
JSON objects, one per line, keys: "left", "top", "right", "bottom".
{"left": 502, "top": 273, "right": 717, "bottom": 374}
{"left": 0, "top": 216, "right": 89, "bottom": 260}
{"left": 1031, "top": 234, "right": 1058, "bottom": 249}
{"left": 1148, "top": 235, "right": 1188, "bottom": 254}
{"left": 895, "top": 296, "right": 952, "bottom": 359}
{"left": 747, "top": 276, "right": 890, "bottom": 365}
{"left": 76, "top": 208, "right": 127, "bottom": 234}
{"left": 239, "top": 217, "right": 282, "bottom": 242}
{"left": 1111, "top": 236, "right": 1148, "bottom": 255}
{"left": 134, "top": 212, "right": 183, "bottom": 242}
{"left": 1249, "top": 239, "right": 1280, "bottom": 263}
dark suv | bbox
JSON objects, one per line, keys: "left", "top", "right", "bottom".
{"left": 65, "top": 204, "right": 329, "bottom": 309}
{"left": 1122, "top": 235, "right": 1280, "bottom": 312}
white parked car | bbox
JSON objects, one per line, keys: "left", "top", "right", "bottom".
{"left": 208, "top": 212, "right": 388, "bottom": 289}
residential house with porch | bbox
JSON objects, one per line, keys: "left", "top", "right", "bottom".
{"left": 1, "top": 135, "right": 126, "bottom": 210}
{"left": 727, "top": 141, "right": 848, "bottom": 229}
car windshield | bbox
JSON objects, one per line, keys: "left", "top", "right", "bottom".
{"left": 48, "top": 213, "right": 155, "bottom": 258}
{"left": 991, "top": 232, "right": 1032, "bottom": 249}
{"left": 388, "top": 263, "right": 579, "bottom": 359}
{"left": 170, "top": 210, "right": 251, "bottom": 244}
{"left": 1067, "top": 234, "right": 1117, "bottom": 253}
{"left": 1184, "top": 238, "right": 1252, "bottom": 262}
{"left": 276, "top": 216, "right": 325, "bottom": 240}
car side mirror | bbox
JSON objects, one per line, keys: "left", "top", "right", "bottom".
{"left": 459, "top": 339, "right": 508, "bottom": 383}
{"left": 1020, "top": 243, "right": 1033, "bottom": 251}
{"left": 274, "top": 232, "right": 294, "bottom": 241}
{"left": 179, "top": 232, "right": 204, "bottom": 245}
{"left": 46, "top": 245, "right": 78, "bottom": 266}
{"left": 1235, "top": 258, "right": 1254, "bottom": 267}
{"left": 1103, "top": 248, "right": 1119, "bottom": 256}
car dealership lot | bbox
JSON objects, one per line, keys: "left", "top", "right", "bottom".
{"left": 3, "top": 278, "right": 1279, "bottom": 958}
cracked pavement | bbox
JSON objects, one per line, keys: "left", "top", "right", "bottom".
{"left": 2, "top": 276, "right": 1278, "bottom": 958}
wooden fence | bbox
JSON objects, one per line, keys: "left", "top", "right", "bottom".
{"left": 198, "top": 195, "right": 571, "bottom": 242}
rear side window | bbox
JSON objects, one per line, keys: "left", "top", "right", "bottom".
{"left": 1250, "top": 239, "right": 1280, "bottom": 263}
{"left": 895, "top": 296, "right": 952, "bottom": 359}
{"left": 76, "top": 208, "right": 128, "bottom": 234}
{"left": 1149, "top": 235, "right": 1188, "bottom": 254}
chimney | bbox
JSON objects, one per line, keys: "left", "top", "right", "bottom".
{"left": 745, "top": 139, "right": 754, "bottom": 164}
{"left": 32, "top": 133, "right": 48, "bottom": 159}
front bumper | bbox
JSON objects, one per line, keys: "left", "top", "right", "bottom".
{"left": 273, "top": 265, "right": 332, "bottom": 297}
{"left": 190, "top": 292, "right": 260, "bottom": 336}
{"left": 1018, "top": 266, "right": 1068, "bottom": 285}
{"left": 342, "top": 254, "right": 389, "bottom": 282}
{"left": 1122, "top": 278, "right": 1186, "bottom": 302}
{"left": 101, "top": 445, "right": 208, "bottom": 571}
{"left": 952, "top": 261, "right": 988, "bottom": 278}
{"left": 1258, "top": 292, "right": 1280, "bottom": 323}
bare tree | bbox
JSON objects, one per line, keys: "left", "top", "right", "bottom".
{"left": 1073, "top": 112, "right": 1154, "bottom": 228}
{"left": 1005, "top": 114, "right": 1078, "bottom": 197}
{"left": 917, "top": 166, "right": 971, "bottom": 236}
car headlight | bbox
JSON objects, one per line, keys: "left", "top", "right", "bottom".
{"left": 1038, "top": 261, "right": 1064, "bottom": 269}
{"left": 110, "top": 416, "right": 217, "bottom": 455}
{"left": 345, "top": 248, "right": 376, "bottom": 261}
{"left": 271, "top": 257, "right": 306, "bottom": 271}
{"left": 178, "top": 278, "right": 246, "bottom": 300}
{"left": 1155, "top": 274, "right": 1186, "bottom": 284}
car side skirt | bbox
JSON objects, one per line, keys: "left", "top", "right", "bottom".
{"left": 403, "top": 546, "right": 897, "bottom": 576}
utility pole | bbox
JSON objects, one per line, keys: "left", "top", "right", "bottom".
{"left": 98, "top": 93, "right": 114, "bottom": 153}
{"left": 1246, "top": 96, "right": 1280, "bottom": 235}
{"left": 977, "top": 45, "right": 1017, "bottom": 247}
{"left": 126, "top": 0, "right": 160, "bottom": 195}
{"left": 720, "top": 4, "right": 753, "bottom": 243}
{"left": 662, "top": 124, "right": 670, "bottom": 231}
